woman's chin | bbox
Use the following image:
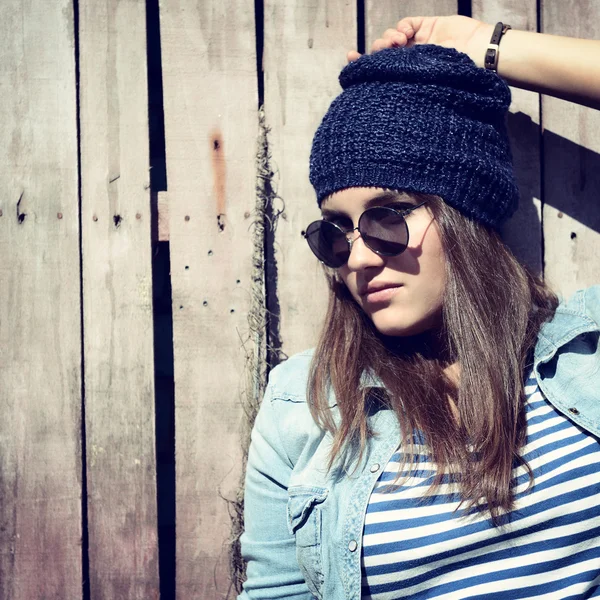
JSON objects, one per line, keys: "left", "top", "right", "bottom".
{"left": 369, "top": 309, "right": 442, "bottom": 338}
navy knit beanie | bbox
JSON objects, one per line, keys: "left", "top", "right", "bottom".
{"left": 309, "top": 45, "right": 519, "bottom": 229}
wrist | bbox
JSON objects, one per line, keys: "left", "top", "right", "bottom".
{"left": 468, "top": 22, "right": 495, "bottom": 68}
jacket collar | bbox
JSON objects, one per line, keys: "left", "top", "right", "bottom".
{"left": 534, "top": 291, "right": 600, "bottom": 365}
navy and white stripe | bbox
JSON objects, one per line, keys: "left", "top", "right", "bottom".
{"left": 361, "top": 372, "right": 600, "bottom": 599}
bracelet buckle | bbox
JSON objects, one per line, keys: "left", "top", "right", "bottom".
{"left": 484, "top": 22, "right": 511, "bottom": 72}
{"left": 484, "top": 44, "right": 500, "bottom": 71}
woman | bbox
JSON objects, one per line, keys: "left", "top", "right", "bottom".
{"left": 239, "top": 15, "right": 600, "bottom": 600}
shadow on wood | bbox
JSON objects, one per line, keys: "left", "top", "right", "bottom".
{"left": 502, "top": 110, "right": 600, "bottom": 279}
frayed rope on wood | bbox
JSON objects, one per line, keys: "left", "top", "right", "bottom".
{"left": 226, "top": 106, "right": 282, "bottom": 596}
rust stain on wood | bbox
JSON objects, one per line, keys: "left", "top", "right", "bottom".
{"left": 210, "top": 128, "right": 227, "bottom": 231}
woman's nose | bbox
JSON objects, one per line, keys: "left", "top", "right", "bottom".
{"left": 346, "top": 232, "right": 386, "bottom": 271}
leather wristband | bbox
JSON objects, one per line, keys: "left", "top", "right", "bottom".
{"left": 484, "top": 22, "right": 511, "bottom": 72}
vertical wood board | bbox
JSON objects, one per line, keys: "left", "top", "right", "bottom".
{"left": 160, "top": 0, "right": 258, "bottom": 596}
{"left": 79, "top": 0, "right": 160, "bottom": 597}
{"left": 472, "top": 1, "right": 543, "bottom": 273}
{"left": 0, "top": 0, "right": 82, "bottom": 597}
{"left": 266, "top": 0, "right": 357, "bottom": 359}
{"left": 541, "top": 0, "right": 600, "bottom": 296}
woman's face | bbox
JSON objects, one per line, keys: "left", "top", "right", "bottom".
{"left": 321, "top": 187, "right": 446, "bottom": 337}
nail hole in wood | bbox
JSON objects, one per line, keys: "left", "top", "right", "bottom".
{"left": 17, "top": 192, "right": 25, "bottom": 223}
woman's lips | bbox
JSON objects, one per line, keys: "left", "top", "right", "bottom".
{"left": 362, "top": 285, "right": 403, "bottom": 304}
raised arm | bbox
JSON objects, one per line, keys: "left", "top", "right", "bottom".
{"left": 348, "top": 15, "right": 600, "bottom": 110}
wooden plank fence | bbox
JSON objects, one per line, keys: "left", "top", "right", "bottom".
{"left": 79, "top": 0, "right": 160, "bottom": 597}
{"left": 0, "top": 0, "right": 598, "bottom": 598}
{"left": 159, "top": 0, "right": 258, "bottom": 596}
{"left": 542, "top": 0, "right": 600, "bottom": 293}
{"left": 0, "top": 1, "right": 82, "bottom": 598}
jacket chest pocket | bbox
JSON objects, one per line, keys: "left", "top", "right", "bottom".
{"left": 287, "top": 486, "right": 328, "bottom": 599}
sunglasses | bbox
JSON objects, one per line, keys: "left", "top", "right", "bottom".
{"left": 304, "top": 200, "right": 428, "bottom": 268}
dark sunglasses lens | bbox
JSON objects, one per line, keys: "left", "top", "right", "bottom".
{"left": 305, "top": 220, "right": 349, "bottom": 268}
{"left": 360, "top": 207, "right": 408, "bottom": 255}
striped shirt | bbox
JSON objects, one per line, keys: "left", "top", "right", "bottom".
{"left": 361, "top": 372, "right": 600, "bottom": 599}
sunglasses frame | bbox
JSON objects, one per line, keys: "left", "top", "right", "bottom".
{"left": 304, "top": 199, "right": 428, "bottom": 268}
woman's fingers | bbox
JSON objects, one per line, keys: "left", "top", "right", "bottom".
{"left": 371, "top": 37, "right": 387, "bottom": 52}
{"left": 396, "top": 16, "right": 422, "bottom": 37}
{"left": 346, "top": 20, "right": 417, "bottom": 63}
{"left": 371, "top": 31, "right": 408, "bottom": 52}
{"left": 382, "top": 28, "right": 400, "bottom": 40}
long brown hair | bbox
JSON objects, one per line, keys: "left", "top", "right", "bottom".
{"left": 308, "top": 191, "right": 559, "bottom": 520}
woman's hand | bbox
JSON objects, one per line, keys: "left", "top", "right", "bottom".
{"left": 347, "top": 15, "right": 600, "bottom": 110}
{"left": 347, "top": 15, "right": 493, "bottom": 67}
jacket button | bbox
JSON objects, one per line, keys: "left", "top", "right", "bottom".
{"left": 568, "top": 407, "right": 580, "bottom": 415}
{"left": 370, "top": 463, "right": 380, "bottom": 473}
{"left": 348, "top": 540, "right": 358, "bottom": 552}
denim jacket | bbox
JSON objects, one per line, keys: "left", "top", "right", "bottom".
{"left": 239, "top": 286, "right": 600, "bottom": 600}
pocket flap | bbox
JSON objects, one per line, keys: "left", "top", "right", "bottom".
{"left": 287, "top": 486, "right": 328, "bottom": 535}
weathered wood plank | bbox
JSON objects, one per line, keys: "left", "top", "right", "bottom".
{"left": 79, "top": 0, "right": 159, "bottom": 597}
{"left": 266, "top": 0, "right": 356, "bottom": 359}
{"left": 0, "top": 0, "right": 82, "bottom": 598}
{"left": 472, "top": 1, "right": 543, "bottom": 273}
{"left": 541, "top": 0, "right": 600, "bottom": 294}
{"left": 159, "top": 0, "right": 258, "bottom": 596}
